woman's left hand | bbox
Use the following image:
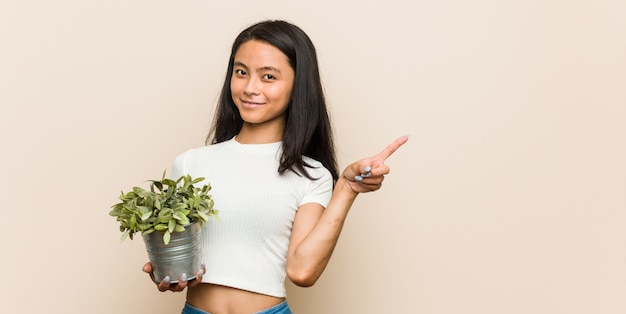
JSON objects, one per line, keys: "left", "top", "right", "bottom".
{"left": 341, "top": 135, "right": 409, "bottom": 194}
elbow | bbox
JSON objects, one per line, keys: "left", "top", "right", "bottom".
{"left": 287, "top": 267, "right": 321, "bottom": 287}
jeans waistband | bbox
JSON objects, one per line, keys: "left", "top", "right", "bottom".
{"left": 182, "top": 300, "right": 291, "bottom": 314}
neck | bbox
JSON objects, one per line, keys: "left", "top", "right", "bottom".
{"left": 236, "top": 122, "right": 283, "bottom": 144}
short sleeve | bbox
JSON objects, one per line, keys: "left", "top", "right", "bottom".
{"left": 300, "top": 166, "right": 334, "bottom": 208}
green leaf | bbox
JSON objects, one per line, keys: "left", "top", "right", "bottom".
{"left": 120, "top": 229, "right": 130, "bottom": 242}
{"left": 153, "top": 181, "right": 163, "bottom": 191}
{"left": 177, "top": 214, "right": 190, "bottom": 226}
{"left": 173, "top": 211, "right": 184, "bottom": 221}
{"left": 154, "top": 224, "right": 168, "bottom": 231}
{"left": 140, "top": 211, "right": 152, "bottom": 221}
{"left": 188, "top": 197, "right": 195, "bottom": 208}
{"left": 158, "top": 208, "right": 172, "bottom": 223}
{"left": 141, "top": 228, "right": 155, "bottom": 236}
{"left": 196, "top": 211, "right": 209, "bottom": 222}
{"left": 191, "top": 177, "right": 205, "bottom": 184}
{"left": 162, "top": 178, "right": 176, "bottom": 188}
{"left": 174, "top": 224, "right": 185, "bottom": 232}
{"left": 168, "top": 219, "right": 176, "bottom": 233}
{"left": 202, "top": 184, "right": 212, "bottom": 193}
{"left": 138, "top": 223, "right": 152, "bottom": 231}
{"left": 172, "top": 203, "right": 187, "bottom": 211}
{"left": 163, "top": 230, "right": 171, "bottom": 245}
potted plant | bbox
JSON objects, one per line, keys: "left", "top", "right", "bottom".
{"left": 109, "top": 171, "right": 219, "bottom": 283}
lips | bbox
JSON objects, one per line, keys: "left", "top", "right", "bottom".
{"left": 240, "top": 99, "right": 265, "bottom": 109}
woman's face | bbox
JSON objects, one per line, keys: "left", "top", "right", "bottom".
{"left": 230, "top": 40, "right": 295, "bottom": 129}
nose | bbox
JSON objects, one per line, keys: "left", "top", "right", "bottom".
{"left": 243, "top": 77, "right": 260, "bottom": 96}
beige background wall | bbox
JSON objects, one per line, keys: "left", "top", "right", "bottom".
{"left": 1, "top": 0, "right": 624, "bottom": 313}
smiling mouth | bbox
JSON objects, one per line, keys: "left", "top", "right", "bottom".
{"left": 241, "top": 99, "right": 265, "bottom": 107}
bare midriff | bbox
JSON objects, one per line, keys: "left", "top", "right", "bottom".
{"left": 186, "top": 283, "right": 284, "bottom": 313}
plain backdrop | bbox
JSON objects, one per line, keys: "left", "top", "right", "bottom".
{"left": 1, "top": 0, "right": 625, "bottom": 313}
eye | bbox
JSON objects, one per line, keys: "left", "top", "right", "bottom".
{"left": 234, "top": 69, "right": 247, "bottom": 76}
{"left": 262, "top": 74, "right": 276, "bottom": 80}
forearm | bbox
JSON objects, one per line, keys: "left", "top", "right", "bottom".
{"left": 287, "top": 177, "right": 358, "bottom": 286}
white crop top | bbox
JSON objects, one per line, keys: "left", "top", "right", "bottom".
{"left": 171, "top": 137, "right": 333, "bottom": 297}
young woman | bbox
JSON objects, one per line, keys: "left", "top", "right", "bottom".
{"left": 143, "top": 20, "right": 408, "bottom": 314}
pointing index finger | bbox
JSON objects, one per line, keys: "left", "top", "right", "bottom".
{"left": 376, "top": 135, "right": 410, "bottom": 162}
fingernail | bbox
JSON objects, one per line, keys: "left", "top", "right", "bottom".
{"left": 181, "top": 273, "right": 187, "bottom": 282}
{"left": 198, "top": 269, "right": 204, "bottom": 276}
{"left": 406, "top": 134, "right": 412, "bottom": 139}
{"left": 355, "top": 175, "right": 363, "bottom": 182}
{"left": 361, "top": 172, "right": 372, "bottom": 178}
{"left": 364, "top": 166, "right": 371, "bottom": 173}
{"left": 164, "top": 276, "right": 170, "bottom": 284}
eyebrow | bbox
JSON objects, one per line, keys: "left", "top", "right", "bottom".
{"left": 233, "top": 61, "right": 282, "bottom": 74}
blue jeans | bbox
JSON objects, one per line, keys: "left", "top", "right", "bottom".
{"left": 182, "top": 300, "right": 292, "bottom": 314}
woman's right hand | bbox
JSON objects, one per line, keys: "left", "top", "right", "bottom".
{"left": 142, "top": 262, "right": 206, "bottom": 292}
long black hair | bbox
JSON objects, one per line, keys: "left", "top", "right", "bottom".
{"left": 206, "top": 20, "right": 338, "bottom": 182}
